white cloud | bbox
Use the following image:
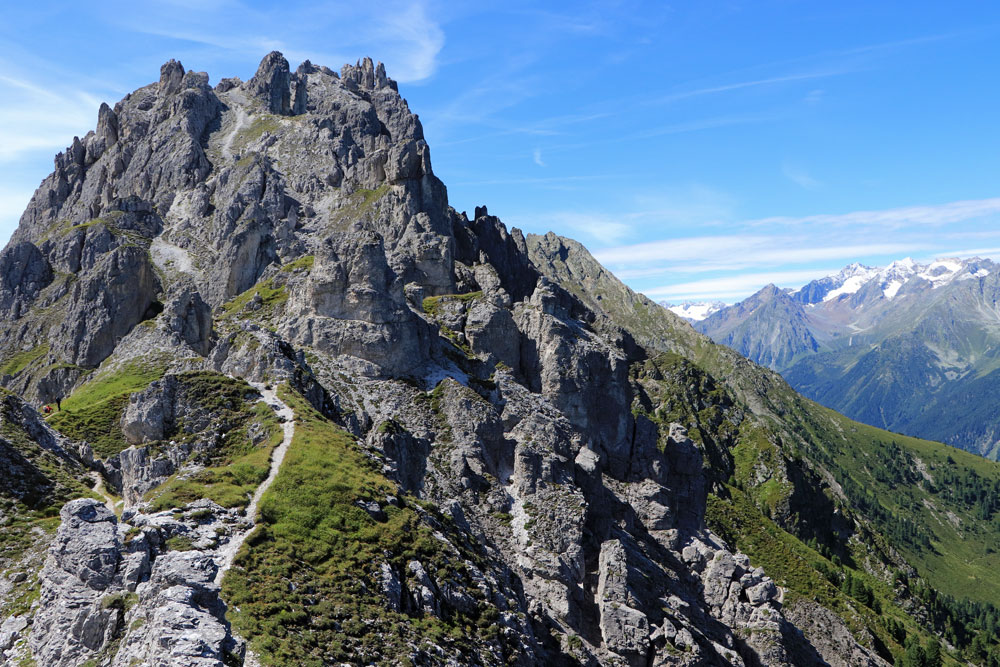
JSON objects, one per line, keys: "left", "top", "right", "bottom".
{"left": 0, "top": 74, "right": 100, "bottom": 162}
{"left": 549, "top": 212, "right": 633, "bottom": 246}
{"left": 749, "top": 197, "right": 1000, "bottom": 229}
{"left": 782, "top": 161, "right": 820, "bottom": 189}
{"left": 533, "top": 148, "right": 545, "bottom": 167}
{"left": 595, "top": 236, "right": 921, "bottom": 268}
{"left": 642, "top": 268, "right": 841, "bottom": 302}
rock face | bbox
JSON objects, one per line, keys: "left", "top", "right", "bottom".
{"left": 29, "top": 500, "right": 125, "bottom": 666}
{"left": 0, "top": 52, "right": 967, "bottom": 667}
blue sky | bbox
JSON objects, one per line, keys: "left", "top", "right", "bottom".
{"left": 2, "top": 1, "right": 1000, "bottom": 303}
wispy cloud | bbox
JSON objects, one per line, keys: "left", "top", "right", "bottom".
{"left": 586, "top": 195, "right": 1000, "bottom": 302}
{"left": 749, "top": 198, "right": 1000, "bottom": 229}
{"left": 643, "top": 268, "right": 843, "bottom": 301}
{"left": 596, "top": 237, "right": 921, "bottom": 269}
{"left": 549, "top": 212, "right": 633, "bottom": 245}
{"left": 782, "top": 161, "right": 820, "bottom": 189}
{"left": 0, "top": 71, "right": 101, "bottom": 162}
{"left": 111, "top": 0, "right": 444, "bottom": 83}
{"left": 650, "top": 70, "right": 844, "bottom": 106}
{"left": 804, "top": 89, "right": 824, "bottom": 105}
{"left": 532, "top": 148, "right": 545, "bottom": 167}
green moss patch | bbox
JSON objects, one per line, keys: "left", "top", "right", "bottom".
{"left": 219, "top": 278, "right": 289, "bottom": 320}
{"left": 421, "top": 291, "right": 483, "bottom": 317}
{"left": 280, "top": 254, "right": 314, "bottom": 273}
{"left": 146, "top": 400, "right": 282, "bottom": 512}
{"left": 222, "top": 386, "right": 502, "bottom": 666}
{"left": 48, "top": 361, "right": 166, "bottom": 459}
{"left": 0, "top": 343, "right": 50, "bottom": 378}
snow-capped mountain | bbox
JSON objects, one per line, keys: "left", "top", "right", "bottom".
{"left": 661, "top": 300, "right": 727, "bottom": 321}
{"left": 696, "top": 255, "right": 1000, "bottom": 458}
{"left": 794, "top": 262, "right": 878, "bottom": 304}
{"left": 799, "top": 257, "right": 993, "bottom": 304}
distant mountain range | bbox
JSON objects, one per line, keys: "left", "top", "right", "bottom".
{"left": 662, "top": 300, "right": 726, "bottom": 321}
{"left": 683, "top": 257, "right": 1000, "bottom": 459}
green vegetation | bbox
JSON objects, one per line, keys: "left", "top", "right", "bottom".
{"left": 48, "top": 361, "right": 166, "bottom": 458}
{"left": 730, "top": 422, "right": 792, "bottom": 515}
{"left": 707, "top": 489, "right": 953, "bottom": 665}
{"left": 637, "top": 349, "right": 1000, "bottom": 662}
{"left": 632, "top": 352, "right": 740, "bottom": 473}
{"left": 421, "top": 292, "right": 484, "bottom": 358}
{"left": 101, "top": 591, "right": 138, "bottom": 611}
{"left": 0, "top": 343, "right": 49, "bottom": 377}
{"left": 0, "top": 396, "right": 98, "bottom": 618}
{"left": 280, "top": 254, "right": 314, "bottom": 273}
{"left": 352, "top": 183, "right": 391, "bottom": 210}
{"left": 777, "top": 398, "right": 1000, "bottom": 605}
{"left": 219, "top": 277, "right": 289, "bottom": 320}
{"left": 147, "top": 400, "right": 282, "bottom": 512}
{"left": 164, "top": 535, "right": 195, "bottom": 551}
{"left": 222, "top": 386, "right": 503, "bottom": 666}
{"left": 233, "top": 114, "right": 284, "bottom": 152}
{"left": 323, "top": 184, "right": 392, "bottom": 234}
{"left": 139, "top": 372, "right": 282, "bottom": 511}
{"left": 421, "top": 291, "right": 483, "bottom": 317}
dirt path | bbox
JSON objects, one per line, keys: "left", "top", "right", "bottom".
{"left": 213, "top": 383, "right": 294, "bottom": 585}
{"left": 220, "top": 107, "right": 249, "bottom": 161}
{"left": 88, "top": 472, "right": 120, "bottom": 516}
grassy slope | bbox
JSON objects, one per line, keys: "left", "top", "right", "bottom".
{"left": 48, "top": 361, "right": 166, "bottom": 458}
{"left": 144, "top": 374, "right": 284, "bottom": 511}
{"left": 527, "top": 233, "right": 1000, "bottom": 659}
{"left": 221, "top": 387, "right": 505, "bottom": 666}
{"left": 800, "top": 401, "right": 1000, "bottom": 602}
{"left": 0, "top": 393, "right": 98, "bottom": 617}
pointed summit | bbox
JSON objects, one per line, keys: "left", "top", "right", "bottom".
{"left": 159, "top": 59, "right": 185, "bottom": 95}
{"left": 250, "top": 50, "right": 292, "bottom": 114}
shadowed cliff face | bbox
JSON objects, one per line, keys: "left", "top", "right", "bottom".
{"left": 0, "top": 52, "right": 995, "bottom": 667}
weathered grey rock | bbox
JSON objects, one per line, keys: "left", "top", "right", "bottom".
{"left": 112, "top": 551, "right": 233, "bottom": 667}
{"left": 597, "top": 539, "right": 650, "bottom": 657}
{"left": 29, "top": 499, "right": 123, "bottom": 667}
{"left": 747, "top": 579, "right": 778, "bottom": 606}
{"left": 249, "top": 51, "right": 292, "bottom": 115}
{"left": 0, "top": 615, "right": 27, "bottom": 651}
{"left": 407, "top": 560, "right": 440, "bottom": 615}
{"left": 379, "top": 562, "right": 402, "bottom": 611}
{"left": 0, "top": 241, "right": 52, "bottom": 320}
{"left": 121, "top": 380, "right": 175, "bottom": 444}
{"left": 0, "top": 51, "right": 902, "bottom": 667}
{"left": 161, "top": 285, "right": 213, "bottom": 355}
{"left": 50, "top": 244, "right": 159, "bottom": 367}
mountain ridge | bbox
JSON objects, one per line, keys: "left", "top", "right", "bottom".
{"left": 695, "top": 256, "right": 1000, "bottom": 458}
{"left": 0, "top": 53, "right": 997, "bottom": 666}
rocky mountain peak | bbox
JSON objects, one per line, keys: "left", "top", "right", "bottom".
{"left": 159, "top": 58, "right": 185, "bottom": 94}
{"left": 249, "top": 50, "right": 292, "bottom": 114}
{"left": 0, "top": 53, "right": 995, "bottom": 667}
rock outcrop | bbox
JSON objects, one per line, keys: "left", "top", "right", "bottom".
{"left": 0, "top": 51, "right": 973, "bottom": 667}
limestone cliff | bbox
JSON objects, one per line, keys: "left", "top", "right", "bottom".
{"left": 0, "top": 53, "right": 996, "bottom": 667}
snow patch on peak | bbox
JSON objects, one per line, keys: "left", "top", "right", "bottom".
{"left": 822, "top": 266, "right": 880, "bottom": 301}
{"left": 883, "top": 280, "right": 904, "bottom": 299}
{"left": 664, "top": 300, "right": 727, "bottom": 322}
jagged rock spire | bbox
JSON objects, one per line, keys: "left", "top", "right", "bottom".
{"left": 250, "top": 50, "right": 292, "bottom": 115}
{"left": 159, "top": 59, "right": 185, "bottom": 95}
